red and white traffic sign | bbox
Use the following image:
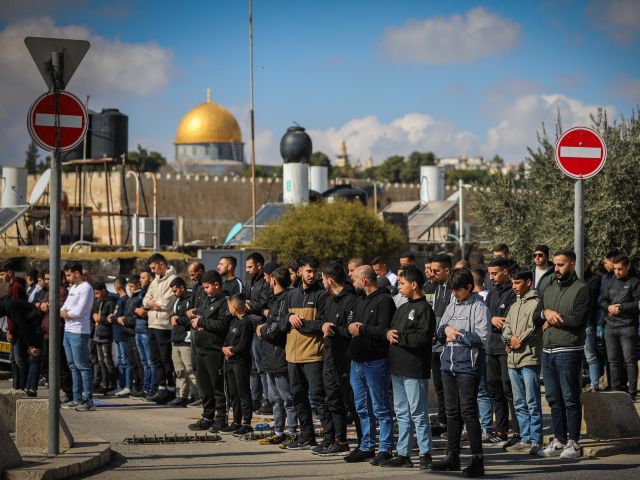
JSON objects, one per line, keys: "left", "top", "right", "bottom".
{"left": 27, "top": 91, "right": 88, "bottom": 152}
{"left": 555, "top": 126, "right": 607, "bottom": 180}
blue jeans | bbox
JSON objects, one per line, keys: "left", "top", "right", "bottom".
{"left": 391, "top": 375, "right": 432, "bottom": 456}
{"left": 63, "top": 332, "right": 93, "bottom": 401}
{"left": 115, "top": 340, "right": 133, "bottom": 389}
{"left": 350, "top": 358, "right": 394, "bottom": 453}
{"left": 136, "top": 333, "right": 157, "bottom": 393}
{"left": 477, "top": 353, "right": 493, "bottom": 431}
{"left": 266, "top": 372, "right": 297, "bottom": 435}
{"left": 584, "top": 326, "right": 600, "bottom": 388}
{"left": 508, "top": 365, "right": 542, "bottom": 446}
{"left": 542, "top": 351, "right": 582, "bottom": 442}
{"left": 26, "top": 354, "right": 42, "bottom": 392}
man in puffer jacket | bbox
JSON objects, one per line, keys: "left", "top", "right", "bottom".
{"left": 501, "top": 270, "right": 544, "bottom": 456}
{"left": 143, "top": 253, "right": 178, "bottom": 404}
{"left": 431, "top": 268, "right": 489, "bottom": 478}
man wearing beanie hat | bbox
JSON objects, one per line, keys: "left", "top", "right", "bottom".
{"left": 531, "top": 245, "right": 554, "bottom": 295}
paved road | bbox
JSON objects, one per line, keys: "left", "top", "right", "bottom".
{"left": 2, "top": 379, "right": 639, "bottom": 479}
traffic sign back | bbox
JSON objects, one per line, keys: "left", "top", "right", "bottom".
{"left": 555, "top": 126, "right": 607, "bottom": 180}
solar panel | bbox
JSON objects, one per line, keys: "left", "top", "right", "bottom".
{"left": 0, "top": 205, "right": 30, "bottom": 235}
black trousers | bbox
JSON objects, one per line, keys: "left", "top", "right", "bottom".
{"left": 149, "top": 329, "right": 175, "bottom": 388}
{"left": 323, "top": 354, "right": 351, "bottom": 443}
{"left": 127, "top": 335, "right": 143, "bottom": 391}
{"left": 431, "top": 352, "right": 447, "bottom": 425}
{"left": 289, "top": 361, "right": 333, "bottom": 443}
{"left": 196, "top": 352, "right": 226, "bottom": 423}
{"left": 605, "top": 326, "right": 638, "bottom": 396}
{"left": 42, "top": 336, "right": 73, "bottom": 397}
{"left": 442, "top": 373, "right": 483, "bottom": 455}
{"left": 486, "top": 352, "right": 519, "bottom": 434}
{"left": 226, "top": 360, "right": 252, "bottom": 425}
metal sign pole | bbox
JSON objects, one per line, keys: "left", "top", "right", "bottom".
{"left": 48, "top": 50, "right": 62, "bottom": 455}
{"left": 574, "top": 179, "right": 584, "bottom": 280}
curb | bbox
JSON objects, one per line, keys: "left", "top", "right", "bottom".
{"left": 4, "top": 437, "right": 111, "bottom": 480}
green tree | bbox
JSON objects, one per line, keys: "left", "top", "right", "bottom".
{"left": 24, "top": 141, "right": 40, "bottom": 174}
{"left": 471, "top": 108, "right": 640, "bottom": 267}
{"left": 400, "top": 151, "right": 437, "bottom": 183}
{"left": 445, "top": 168, "right": 491, "bottom": 187}
{"left": 310, "top": 151, "right": 331, "bottom": 167}
{"left": 377, "top": 155, "right": 405, "bottom": 183}
{"left": 128, "top": 145, "right": 168, "bottom": 172}
{"left": 255, "top": 199, "right": 405, "bottom": 263}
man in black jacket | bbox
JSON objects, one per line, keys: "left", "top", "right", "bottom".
{"left": 121, "top": 275, "right": 144, "bottom": 396}
{"left": 343, "top": 265, "right": 396, "bottom": 466}
{"left": 188, "top": 270, "right": 232, "bottom": 432}
{"left": 486, "top": 257, "right": 519, "bottom": 444}
{"left": 186, "top": 260, "right": 206, "bottom": 407}
{"left": 598, "top": 254, "right": 640, "bottom": 400}
{"left": 92, "top": 283, "right": 117, "bottom": 394}
{"left": 380, "top": 265, "right": 436, "bottom": 469}
{"left": 243, "top": 252, "right": 271, "bottom": 415}
{"left": 256, "top": 267, "right": 298, "bottom": 445}
{"left": 308, "top": 261, "right": 358, "bottom": 456}
{"left": 168, "top": 277, "right": 197, "bottom": 407}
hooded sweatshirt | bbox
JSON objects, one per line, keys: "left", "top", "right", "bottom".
{"left": 436, "top": 292, "right": 490, "bottom": 377}
{"left": 501, "top": 289, "right": 543, "bottom": 368}
{"left": 143, "top": 266, "right": 177, "bottom": 330}
{"left": 260, "top": 290, "right": 290, "bottom": 374}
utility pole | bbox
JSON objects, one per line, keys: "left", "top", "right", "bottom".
{"left": 458, "top": 179, "right": 465, "bottom": 261}
{"left": 249, "top": 0, "right": 257, "bottom": 241}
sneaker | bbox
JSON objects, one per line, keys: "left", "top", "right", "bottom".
{"left": 221, "top": 423, "right": 241, "bottom": 434}
{"left": 259, "top": 433, "right": 288, "bottom": 445}
{"left": 150, "top": 389, "right": 172, "bottom": 405}
{"left": 483, "top": 432, "right": 506, "bottom": 444}
{"left": 287, "top": 438, "right": 317, "bottom": 450}
{"left": 188, "top": 418, "right": 212, "bottom": 431}
{"left": 167, "top": 397, "right": 189, "bottom": 407}
{"left": 187, "top": 398, "right": 202, "bottom": 408}
{"left": 278, "top": 434, "right": 299, "bottom": 449}
{"left": 431, "top": 423, "right": 447, "bottom": 436}
{"left": 311, "top": 440, "right": 333, "bottom": 455}
{"left": 502, "top": 436, "right": 523, "bottom": 451}
{"left": 380, "top": 455, "right": 413, "bottom": 468}
{"left": 74, "top": 399, "right": 96, "bottom": 411}
{"left": 130, "top": 390, "right": 145, "bottom": 399}
{"left": 529, "top": 445, "right": 541, "bottom": 456}
{"left": 26, "top": 389, "right": 37, "bottom": 398}
{"left": 369, "top": 450, "right": 393, "bottom": 466}
{"left": 106, "top": 388, "right": 122, "bottom": 396}
{"left": 233, "top": 425, "right": 254, "bottom": 437}
{"left": 430, "top": 453, "right": 461, "bottom": 471}
{"left": 344, "top": 447, "right": 376, "bottom": 463}
{"left": 481, "top": 429, "right": 494, "bottom": 443}
{"left": 505, "top": 441, "right": 532, "bottom": 452}
{"left": 209, "top": 422, "right": 226, "bottom": 433}
{"left": 115, "top": 387, "right": 131, "bottom": 397}
{"left": 560, "top": 440, "right": 582, "bottom": 459}
{"left": 61, "top": 400, "right": 82, "bottom": 409}
{"left": 419, "top": 454, "right": 433, "bottom": 470}
{"left": 537, "top": 438, "right": 566, "bottom": 457}
{"left": 318, "top": 442, "right": 351, "bottom": 457}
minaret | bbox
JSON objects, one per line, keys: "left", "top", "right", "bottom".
{"left": 206, "top": 87, "right": 212, "bottom": 103}
{"left": 335, "top": 140, "right": 350, "bottom": 168}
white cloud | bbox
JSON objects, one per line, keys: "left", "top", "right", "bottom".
{"left": 587, "top": 0, "right": 640, "bottom": 45}
{"left": 380, "top": 7, "right": 521, "bottom": 64}
{"left": 0, "top": 16, "right": 173, "bottom": 166}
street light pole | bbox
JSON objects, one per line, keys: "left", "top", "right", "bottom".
{"left": 458, "top": 179, "right": 465, "bottom": 261}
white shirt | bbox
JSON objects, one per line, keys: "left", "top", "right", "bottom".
{"left": 61, "top": 281, "right": 94, "bottom": 334}
{"left": 385, "top": 271, "right": 398, "bottom": 286}
{"left": 535, "top": 266, "right": 548, "bottom": 288}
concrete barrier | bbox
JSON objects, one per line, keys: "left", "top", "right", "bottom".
{"left": 0, "top": 421, "right": 22, "bottom": 474}
{"left": 15, "top": 399, "right": 75, "bottom": 452}
{"left": 581, "top": 391, "right": 640, "bottom": 439}
{"left": 0, "top": 390, "right": 27, "bottom": 433}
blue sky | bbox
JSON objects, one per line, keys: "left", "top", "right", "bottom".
{"left": 1, "top": 0, "right": 639, "bottom": 167}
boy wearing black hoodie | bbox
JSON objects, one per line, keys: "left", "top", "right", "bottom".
{"left": 222, "top": 293, "right": 254, "bottom": 436}
{"left": 380, "top": 265, "right": 436, "bottom": 469}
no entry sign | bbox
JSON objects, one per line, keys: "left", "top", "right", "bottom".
{"left": 27, "top": 91, "right": 88, "bottom": 152}
{"left": 555, "top": 126, "right": 607, "bottom": 179}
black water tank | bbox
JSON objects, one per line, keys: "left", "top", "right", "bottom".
{"left": 280, "top": 125, "right": 312, "bottom": 163}
{"left": 91, "top": 109, "right": 128, "bottom": 159}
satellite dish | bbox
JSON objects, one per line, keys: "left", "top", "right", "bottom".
{"left": 29, "top": 168, "right": 51, "bottom": 205}
{"left": 224, "top": 223, "right": 243, "bottom": 244}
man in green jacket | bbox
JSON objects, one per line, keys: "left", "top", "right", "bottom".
{"left": 501, "top": 270, "right": 543, "bottom": 456}
{"left": 537, "top": 250, "right": 590, "bottom": 460}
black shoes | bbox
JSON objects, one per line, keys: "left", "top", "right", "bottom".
{"left": 344, "top": 447, "right": 376, "bottom": 463}
{"left": 369, "top": 450, "right": 393, "bottom": 466}
{"left": 167, "top": 396, "right": 189, "bottom": 407}
{"left": 419, "top": 454, "right": 433, "bottom": 470}
{"left": 286, "top": 438, "right": 317, "bottom": 450}
{"left": 208, "top": 422, "right": 226, "bottom": 433}
{"left": 430, "top": 452, "right": 461, "bottom": 471}
{"left": 233, "top": 425, "right": 254, "bottom": 437}
{"left": 188, "top": 418, "right": 212, "bottom": 431}
{"left": 221, "top": 423, "right": 241, "bottom": 434}
{"left": 148, "top": 389, "right": 174, "bottom": 404}
{"left": 380, "top": 455, "right": 413, "bottom": 468}
{"left": 311, "top": 440, "right": 334, "bottom": 455}
{"left": 463, "top": 454, "right": 484, "bottom": 477}
{"left": 318, "top": 442, "right": 351, "bottom": 457}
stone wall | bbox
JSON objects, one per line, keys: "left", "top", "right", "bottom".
{"left": 23, "top": 170, "right": 433, "bottom": 246}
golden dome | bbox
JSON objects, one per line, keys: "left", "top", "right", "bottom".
{"left": 175, "top": 89, "right": 242, "bottom": 144}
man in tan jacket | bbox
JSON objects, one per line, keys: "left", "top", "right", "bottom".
{"left": 144, "top": 253, "right": 178, "bottom": 404}
{"left": 501, "top": 270, "right": 544, "bottom": 456}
